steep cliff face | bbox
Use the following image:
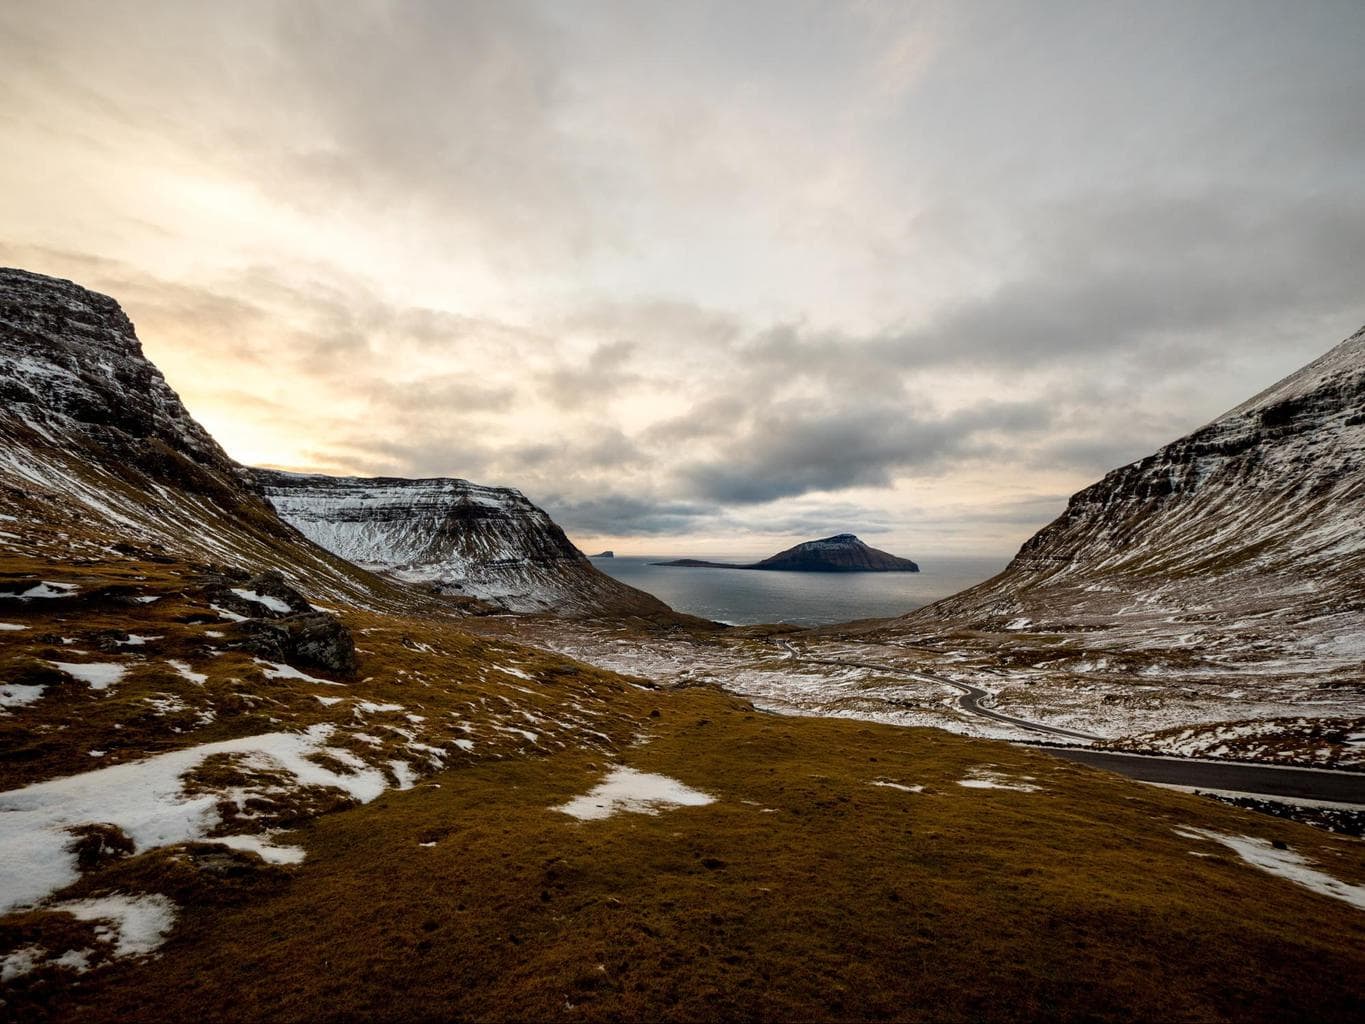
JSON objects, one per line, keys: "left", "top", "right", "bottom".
{"left": 0, "top": 268, "right": 440, "bottom": 612}
{"left": 254, "top": 471, "right": 679, "bottom": 617}
{"left": 0, "top": 268, "right": 251, "bottom": 503}
{"left": 905, "top": 325, "right": 1365, "bottom": 648}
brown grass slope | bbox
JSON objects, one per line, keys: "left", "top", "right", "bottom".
{"left": 1, "top": 547, "right": 1363, "bottom": 1023}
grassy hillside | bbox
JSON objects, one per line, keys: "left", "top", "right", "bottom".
{"left": 1, "top": 550, "right": 1362, "bottom": 1023}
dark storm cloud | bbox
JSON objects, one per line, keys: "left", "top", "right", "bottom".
{"left": 540, "top": 492, "right": 906, "bottom": 541}
{"left": 679, "top": 399, "right": 1055, "bottom": 505}
{"left": 646, "top": 186, "right": 1365, "bottom": 510}
{"left": 535, "top": 494, "right": 717, "bottom": 538}
{"left": 640, "top": 396, "right": 751, "bottom": 446}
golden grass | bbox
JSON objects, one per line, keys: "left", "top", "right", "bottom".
{"left": 2, "top": 553, "right": 1364, "bottom": 1022}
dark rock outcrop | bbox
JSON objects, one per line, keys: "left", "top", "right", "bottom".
{"left": 197, "top": 568, "right": 358, "bottom": 675}
{"left": 226, "top": 612, "right": 359, "bottom": 677}
{"left": 200, "top": 569, "right": 315, "bottom": 620}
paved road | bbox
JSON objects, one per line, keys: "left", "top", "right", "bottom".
{"left": 776, "top": 641, "right": 1100, "bottom": 742}
{"left": 774, "top": 642, "right": 1364, "bottom": 805}
{"left": 1032, "top": 747, "right": 1365, "bottom": 805}
{"left": 930, "top": 674, "right": 1100, "bottom": 742}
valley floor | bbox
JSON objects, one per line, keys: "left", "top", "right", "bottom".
{"left": 8, "top": 686, "right": 1365, "bottom": 1023}
{"left": 1, "top": 558, "right": 1363, "bottom": 1022}
{"left": 500, "top": 617, "right": 1365, "bottom": 774}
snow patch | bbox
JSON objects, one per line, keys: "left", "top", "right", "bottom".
{"left": 2, "top": 893, "right": 179, "bottom": 978}
{"left": 957, "top": 767, "right": 1041, "bottom": 792}
{"left": 1, "top": 945, "right": 42, "bottom": 982}
{"left": 117, "top": 634, "right": 163, "bottom": 647}
{"left": 0, "top": 683, "right": 48, "bottom": 709}
{"left": 871, "top": 779, "right": 923, "bottom": 793}
{"left": 53, "top": 948, "right": 95, "bottom": 972}
{"left": 210, "top": 833, "right": 306, "bottom": 865}
{"left": 256, "top": 660, "right": 338, "bottom": 685}
{"left": 355, "top": 700, "right": 403, "bottom": 714}
{"left": 51, "top": 893, "right": 177, "bottom": 956}
{"left": 554, "top": 767, "right": 715, "bottom": 821}
{"left": 1, "top": 581, "right": 78, "bottom": 600}
{"left": 1175, "top": 828, "right": 1365, "bottom": 910}
{"left": 167, "top": 660, "right": 208, "bottom": 686}
{"left": 48, "top": 661, "right": 127, "bottom": 690}
{"left": 229, "top": 589, "right": 292, "bottom": 615}
{"left": 0, "top": 724, "right": 388, "bottom": 914}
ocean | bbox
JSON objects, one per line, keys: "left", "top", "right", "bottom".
{"left": 592, "top": 553, "right": 1009, "bottom": 627}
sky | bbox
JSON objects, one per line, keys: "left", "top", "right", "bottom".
{"left": 2, "top": 1, "right": 1362, "bottom": 557}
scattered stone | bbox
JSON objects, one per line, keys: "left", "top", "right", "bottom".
{"left": 226, "top": 612, "right": 358, "bottom": 677}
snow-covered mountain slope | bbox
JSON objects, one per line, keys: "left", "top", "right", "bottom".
{"left": 0, "top": 268, "right": 440, "bottom": 613}
{"left": 909, "top": 324, "right": 1364, "bottom": 642}
{"left": 254, "top": 471, "right": 680, "bottom": 617}
{"left": 822, "top": 325, "right": 1364, "bottom": 762}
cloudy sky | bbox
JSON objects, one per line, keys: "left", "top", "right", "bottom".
{"left": 2, "top": 1, "right": 1362, "bottom": 557}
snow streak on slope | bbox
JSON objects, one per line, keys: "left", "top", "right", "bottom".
{"left": 907, "top": 325, "right": 1365, "bottom": 644}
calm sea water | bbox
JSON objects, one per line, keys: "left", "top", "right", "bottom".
{"left": 592, "top": 554, "right": 1009, "bottom": 626}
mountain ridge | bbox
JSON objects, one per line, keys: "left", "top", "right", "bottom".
{"left": 255, "top": 469, "right": 683, "bottom": 618}
{"left": 0, "top": 267, "right": 684, "bottom": 622}
{"left": 899, "top": 324, "right": 1364, "bottom": 637}
{"left": 0, "top": 267, "right": 426, "bottom": 614}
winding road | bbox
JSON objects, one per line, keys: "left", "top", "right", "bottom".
{"left": 775, "top": 641, "right": 1099, "bottom": 742}
{"left": 774, "top": 641, "right": 1365, "bottom": 806}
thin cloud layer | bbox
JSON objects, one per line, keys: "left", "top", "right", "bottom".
{"left": 1, "top": 2, "right": 1362, "bottom": 555}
